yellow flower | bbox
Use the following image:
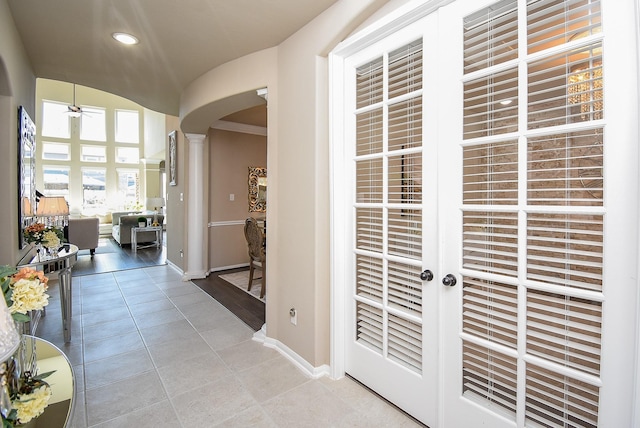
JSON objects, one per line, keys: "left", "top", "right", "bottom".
{"left": 13, "top": 384, "right": 52, "bottom": 424}
{"left": 9, "top": 278, "right": 49, "bottom": 314}
{"left": 42, "top": 230, "right": 60, "bottom": 248}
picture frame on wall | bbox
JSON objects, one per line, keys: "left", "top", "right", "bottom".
{"left": 18, "top": 106, "right": 36, "bottom": 249}
{"left": 169, "top": 130, "right": 177, "bottom": 186}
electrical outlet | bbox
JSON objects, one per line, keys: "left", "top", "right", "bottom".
{"left": 289, "top": 308, "right": 297, "bottom": 326}
{"left": 229, "top": 193, "right": 235, "bottom": 201}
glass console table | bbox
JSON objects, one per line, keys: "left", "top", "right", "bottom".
{"left": 17, "top": 244, "right": 78, "bottom": 342}
{"left": 19, "top": 336, "right": 75, "bottom": 427}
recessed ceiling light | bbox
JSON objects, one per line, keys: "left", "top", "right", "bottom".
{"left": 499, "top": 99, "right": 513, "bottom": 105}
{"left": 112, "top": 32, "right": 139, "bottom": 45}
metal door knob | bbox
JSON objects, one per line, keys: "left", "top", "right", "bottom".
{"left": 442, "top": 274, "right": 457, "bottom": 287}
{"left": 420, "top": 270, "right": 434, "bottom": 281}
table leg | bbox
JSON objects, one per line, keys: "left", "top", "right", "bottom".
{"left": 59, "top": 266, "right": 72, "bottom": 342}
{"left": 132, "top": 229, "right": 137, "bottom": 252}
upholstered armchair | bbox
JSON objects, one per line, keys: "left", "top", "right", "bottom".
{"left": 67, "top": 217, "right": 99, "bottom": 256}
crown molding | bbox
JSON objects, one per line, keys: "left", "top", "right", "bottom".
{"left": 211, "top": 120, "right": 267, "bottom": 136}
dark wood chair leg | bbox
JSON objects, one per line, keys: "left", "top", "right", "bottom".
{"left": 248, "top": 264, "right": 255, "bottom": 291}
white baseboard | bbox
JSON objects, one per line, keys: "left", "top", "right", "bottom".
{"left": 166, "top": 260, "right": 183, "bottom": 276}
{"left": 182, "top": 268, "right": 207, "bottom": 281}
{"left": 252, "top": 324, "right": 330, "bottom": 379}
{"left": 209, "top": 263, "right": 250, "bottom": 273}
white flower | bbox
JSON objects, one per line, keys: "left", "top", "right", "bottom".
{"left": 13, "top": 384, "right": 52, "bottom": 424}
{"left": 9, "top": 278, "right": 50, "bottom": 314}
{"left": 42, "top": 230, "right": 60, "bottom": 248}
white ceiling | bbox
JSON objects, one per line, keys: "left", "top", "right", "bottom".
{"left": 7, "top": 0, "right": 339, "bottom": 116}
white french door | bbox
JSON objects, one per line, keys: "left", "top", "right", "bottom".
{"left": 333, "top": 0, "right": 639, "bottom": 427}
{"left": 340, "top": 13, "right": 441, "bottom": 427}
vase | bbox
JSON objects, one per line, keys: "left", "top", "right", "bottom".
{"left": 12, "top": 319, "right": 38, "bottom": 388}
{"left": 46, "top": 246, "right": 59, "bottom": 258}
{"left": 35, "top": 243, "right": 43, "bottom": 262}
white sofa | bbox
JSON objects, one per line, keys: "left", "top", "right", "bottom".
{"left": 112, "top": 212, "right": 164, "bottom": 246}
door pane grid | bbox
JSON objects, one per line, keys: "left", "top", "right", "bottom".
{"left": 461, "top": 1, "right": 604, "bottom": 425}
{"left": 353, "top": 38, "right": 425, "bottom": 373}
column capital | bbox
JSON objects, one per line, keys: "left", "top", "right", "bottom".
{"left": 185, "top": 133, "right": 206, "bottom": 145}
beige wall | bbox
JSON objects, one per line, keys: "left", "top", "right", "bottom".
{"left": 164, "top": 115, "right": 186, "bottom": 271}
{"left": 0, "top": 0, "right": 36, "bottom": 265}
{"left": 208, "top": 128, "right": 267, "bottom": 270}
{"left": 179, "top": 0, "right": 389, "bottom": 367}
{"left": 143, "top": 108, "right": 166, "bottom": 201}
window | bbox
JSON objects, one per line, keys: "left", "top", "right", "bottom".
{"left": 81, "top": 145, "right": 107, "bottom": 162}
{"left": 117, "top": 169, "right": 140, "bottom": 208}
{"left": 42, "top": 166, "right": 69, "bottom": 197}
{"left": 115, "top": 147, "right": 139, "bottom": 164}
{"left": 82, "top": 168, "right": 106, "bottom": 211}
{"left": 115, "top": 110, "right": 139, "bottom": 143}
{"left": 42, "top": 142, "right": 70, "bottom": 161}
{"left": 80, "top": 107, "right": 106, "bottom": 141}
{"left": 41, "top": 101, "right": 70, "bottom": 138}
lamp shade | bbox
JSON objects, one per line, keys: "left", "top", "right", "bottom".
{"left": 36, "top": 196, "right": 69, "bottom": 216}
{"left": 0, "top": 294, "right": 20, "bottom": 362}
{"left": 146, "top": 197, "right": 165, "bottom": 210}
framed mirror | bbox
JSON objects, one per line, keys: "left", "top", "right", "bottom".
{"left": 248, "top": 167, "right": 266, "bottom": 212}
{"left": 18, "top": 106, "right": 36, "bottom": 249}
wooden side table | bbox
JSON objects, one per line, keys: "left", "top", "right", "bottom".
{"left": 131, "top": 225, "right": 163, "bottom": 252}
{"left": 17, "top": 244, "right": 78, "bottom": 342}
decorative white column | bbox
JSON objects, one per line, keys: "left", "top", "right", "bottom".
{"left": 183, "top": 133, "right": 207, "bottom": 280}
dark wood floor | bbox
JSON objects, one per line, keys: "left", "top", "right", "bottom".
{"left": 73, "top": 236, "right": 265, "bottom": 330}
{"left": 192, "top": 268, "right": 265, "bottom": 331}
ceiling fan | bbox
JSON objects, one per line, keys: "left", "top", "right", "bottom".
{"left": 66, "top": 84, "right": 83, "bottom": 118}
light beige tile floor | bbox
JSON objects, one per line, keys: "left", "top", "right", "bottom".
{"left": 37, "top": 265, "right": 423, "bottom": 427}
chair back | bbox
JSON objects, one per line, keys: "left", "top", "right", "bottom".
{"left": 244, "top": 217, "right": 265, "bottom": 261}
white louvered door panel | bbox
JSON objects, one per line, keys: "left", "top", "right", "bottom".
{"left": 442, "top": 0, "right": 636, "bottom": 427}
{"left": 344, "top": 14, "right": 440, "bottom": 427}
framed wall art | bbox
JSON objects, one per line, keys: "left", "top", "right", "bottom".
{"left": 168, "top": 130, "right": 177, "bottom": 186}
{"left": 18, "top": 106, "right": 36, "bottom": 249}
{"left": 248, "top": 167, "right": 266, "bottom": 212}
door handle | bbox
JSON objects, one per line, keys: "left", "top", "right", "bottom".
{"left": 442, "top": 274, "right": 457, "bottom": 287}
{"left": 420, "top": 270, "right": 434, "bottom": 281}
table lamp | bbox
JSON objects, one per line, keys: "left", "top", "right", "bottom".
{"left": 146, "top": 197, "right": 165, "bottom": 226}
{"left": 37, "top": 196, "right": 69, "bottom": 227}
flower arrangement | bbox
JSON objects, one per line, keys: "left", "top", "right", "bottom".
{"left": 0, "top": 267, "right": 54, "bottom": 427}
{"left": 22, "top": 224, "right": 64, "bottom": 249}
{"left": 0, "top": 267, "right": 49, "bottom": 323}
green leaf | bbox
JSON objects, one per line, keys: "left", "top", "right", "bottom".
{"left": 11, "top": 313, "right": 29, "bottom": 323}
{"left": 32, "top": 370, "right": 55, "bottom": 381}
{"left": 0, "top": 265, "right": 16, "bottom": 279}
